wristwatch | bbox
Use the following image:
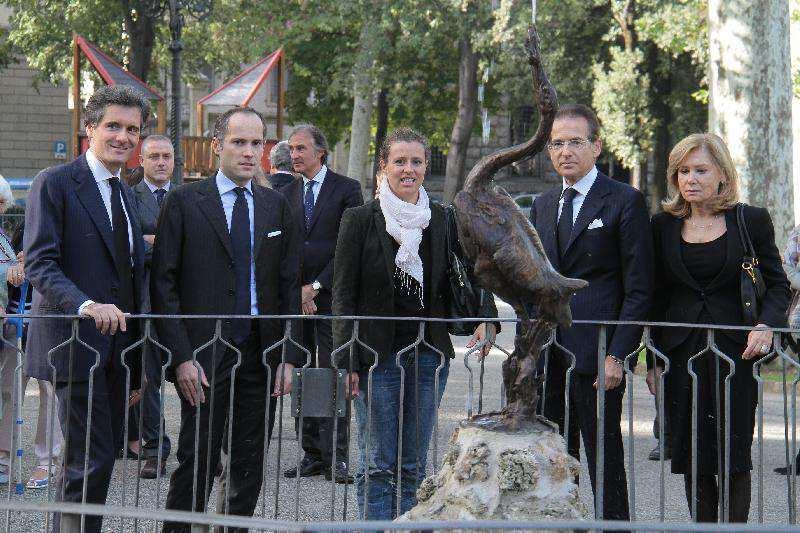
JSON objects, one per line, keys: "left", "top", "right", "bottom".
{"left": 312, "top": 280, "right": 322, "bottom": 291}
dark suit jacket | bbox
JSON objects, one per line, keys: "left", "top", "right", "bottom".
{"left": 651, "top": 206, "right": 790, "bottom": 352}
{"left": 332, "top": 200, "right": 498, "bottom": 372}
{"left": 150, "top": 175, "right": 302, "bottom": 378}
{"left": 132, "top": 179, "right": 162, "bottom": 311}
{"left": 24, "top": 154, "right": 147, "bottom": 382}
{"left": 279, "top": 169, "right": 363, "bottom": 311}
{"left": 268, "top": 171, "right": 296, "bottom": 190}
{"left": 530, "top": 172, "right": 654, "bottom": 374}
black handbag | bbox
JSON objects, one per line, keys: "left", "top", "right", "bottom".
{"left": 444, "top": 205, "right": 483, "bottom": 336}
{"left": 736, "top": 203, "right": 766, "bottom": 325}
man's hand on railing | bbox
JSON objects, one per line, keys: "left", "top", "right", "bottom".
{"left": 7, "top": 252, "right": 24, "bottom": 287}
{"left": 594, "top": 355, "right": 623, "bottom": 390}
{"left": 301, "top": 300, "right": 317, "bottom": 315}
{"left": 128, "top": 388, "right": 143, "bottom": 407}
{"left": 272, "top": 362, "right": 295, "bottom": 397}
{"left": 467, "top": 323, "right": 496, "bottom": 359}
{"left": 742, "top": 323, "right": 772, "bottom": 360}
{"left": 81, "top": 303, "right": 127, "bottom": 335}
{"left": 175, "top": 360, "right": 209, "bottom": 407}
{"left": 345, "top": 372, "right": 360, "bottom": 399}
{"left": 646, "top": 366, "right": 663, "bottom": 396}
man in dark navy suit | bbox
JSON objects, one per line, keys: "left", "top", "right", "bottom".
{"left": 280, "top": 124, "right": 363, "bottom": 483}
{"left": 24, "top": 85, "right": 149, "bottom": 532}
{"left": 529, "top": 104, "right": 653, "bottom": 521}
{"left": 267, "top": 140, "right": 297, "bottom": 189}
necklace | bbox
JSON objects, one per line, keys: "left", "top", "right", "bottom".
{"left": 687, "top": 214, "right": 721, "bottom": 230}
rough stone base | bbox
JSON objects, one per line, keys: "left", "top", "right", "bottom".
{"left": 397, "top": 419, "right": 588, "bottom": 527}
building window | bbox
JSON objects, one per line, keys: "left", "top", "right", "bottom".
{"left": 511, "top": 105, "right": 536, "bottom": 145}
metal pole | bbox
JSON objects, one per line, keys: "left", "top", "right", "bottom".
{"left": 169, "top": 0, "right": 184, "bottom": 185}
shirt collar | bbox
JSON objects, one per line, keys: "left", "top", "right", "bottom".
{"left": 562, "top": 166, "right": 598, "bottom": 197}
{"left": 303, "top": 165, "right": 327, "bottom": 188}
{"left": 86, "top": 149, "right": 121, "bottom": 183}
{"left": 215, "top": 170, "right": 253, "bottom": 197}
{"left": 143, "top": 177, "right": 170, "bottom": 193}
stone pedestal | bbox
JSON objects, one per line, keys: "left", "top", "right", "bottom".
{"left": 398, "top": 420, "right": 588, "bottom": 524}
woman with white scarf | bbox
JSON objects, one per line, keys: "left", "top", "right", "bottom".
{"left": 333, "top": 127, "right": 497, "bottom": 521}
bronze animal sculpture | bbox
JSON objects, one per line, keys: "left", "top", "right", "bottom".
{"left": 454, "top": 26, "right": 587, "bottom": 430}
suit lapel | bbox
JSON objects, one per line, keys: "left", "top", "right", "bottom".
{"left": 252, "top": 185, "right": 273, "bottom": 260}
{"left": 538, "top": 189, "right": 560, "bottom": 269}
{"left": 565, "top": 174, "right": 609, "bottom": 252}
{"left": 704, "top": 208, "right": 740, "bottom": 293}
{"left": 196, "top": 175, "right": 234, "bottom": 259}
{"left": 135, "top": 181, "right": 160, "bottom": 219}
{"left": 373, "top": 201, "right": 396, "bottom": 281}
{"left": 307, "top": 172, "right": 337, "bottom": 233}
{"left": 664, "top": 215, "right": 701, "bottom": 291}
{"left": 72, "top": 156, "right": 115, "bottom": 259}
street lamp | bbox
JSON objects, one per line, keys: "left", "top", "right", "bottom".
{"left": 158, "top": 0, "right": 213, "bottom": 185}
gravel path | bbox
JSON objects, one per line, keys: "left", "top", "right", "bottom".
{"left": 2, "top": 300, "right": 799, "bottom": 530}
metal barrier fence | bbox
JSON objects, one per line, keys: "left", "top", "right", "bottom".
{"left": 0, "top": 312, "right": 796, "bottom": 531}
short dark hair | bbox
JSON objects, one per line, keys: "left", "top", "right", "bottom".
{"left": 289, "top": 124, "right": 329, "bottom": 165}
{"left": 141, "top": 134, "right": 173, "bottom": 153}
{"left": 84, "top": 85, "right": 151, "bottom": 129}
{"left": 212, "top": 106, "right": 267, "bottom": 141}
{"left": 553, "top": 104, "right": 600, "bottom": 141}
{"left": 378, "top": 127, "right": 431, "bottom": 166}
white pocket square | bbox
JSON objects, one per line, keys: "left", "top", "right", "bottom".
{"left": 267, "top": 230, "right": 282, "bottom": 238}
{"left": 587, "top": 218, "right": 604, "bottom": 230}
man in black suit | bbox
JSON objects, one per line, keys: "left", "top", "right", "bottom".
{"left": 24, "top": 85, "right": 149, "bottom": 532}
{"left": 131, "top": 134, "right": 173, "bottom": 479}
{"left": 529, "top": 104, "right": 653, "bottom": 521}
{"left": 267, "top": 140, "right": 296, "bottom": 189}
{"left": 280, "top": 124, "right": 363, "bottom": 483}
{"left": 151, "top": 107, "right": 301, "bottom": 531}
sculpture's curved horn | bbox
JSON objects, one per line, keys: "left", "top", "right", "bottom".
{"left": 463, "top": 26, "right": 558, "bottom": 193}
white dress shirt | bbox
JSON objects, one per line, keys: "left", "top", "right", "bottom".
{"left": 142, "top": 177, "right": 171, "bottom": 195}
{"left": 557, "top": 166, "right": 598, "bottom": 224}
{"left": 303, "top": 164, "right": 327, "bottom": 206}
{"left": 215, "top": 171, "right": 259, "bottom": 316}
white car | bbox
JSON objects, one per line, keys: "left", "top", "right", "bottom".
{"left": 512, "top": 193, "right": 538, "bottom": 219}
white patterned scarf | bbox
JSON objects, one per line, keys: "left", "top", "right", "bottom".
{"left": 785, "top": 224, "right": 800, "bottom": 331}
{"left": 379, "top": 178, "right": 431, "bottom": 297}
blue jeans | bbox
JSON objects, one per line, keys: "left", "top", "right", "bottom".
{"left": 353, "top": 350, "right": 449, "bottom": 521}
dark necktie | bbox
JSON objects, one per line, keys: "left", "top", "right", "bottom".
{"left": 108, "top": 178, "right": 134, "bottom": 313}
{"left": 154, "top": 188, "right": 166, "bottom": 208}
{"left": 304, "top": 180, "right": 315, "bottom": 230}
{"left": 557, "top": 187, "right": 578, "bottom": 258}
{"left": 230, "top": 187, "right": 252, "bottom": 344}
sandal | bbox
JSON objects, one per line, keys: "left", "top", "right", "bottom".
{"left": 26, "top": 466, "right": 50, "bottom": 489}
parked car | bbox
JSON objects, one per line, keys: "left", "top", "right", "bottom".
{"left": 512, "top": 192, "right": 538, "bottom": 219}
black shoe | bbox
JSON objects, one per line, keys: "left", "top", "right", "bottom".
{"left": 648, "top": 444, "right": 671, "bottom": 461}
{"left": 324, "top": 462, "right": 354, "bottom": 484}
{"left": 116, "top": 447, "right": 140, "bottom": 460}
{"left": 284, "top": 457, "right": 326, "bottom": 478}
{"left": 774, "top": 464, "right": 800, "bottom": 475}
{"left": 139, "top": 458, "right": 167, "bottom": 479}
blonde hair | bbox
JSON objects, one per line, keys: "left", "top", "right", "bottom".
{"left": 662, "top": 133, "right": 740, "bottom": 218}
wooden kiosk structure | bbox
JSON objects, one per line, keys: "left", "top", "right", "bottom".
{"left": 70, "top": 34, "right": 166, "bottom": 166}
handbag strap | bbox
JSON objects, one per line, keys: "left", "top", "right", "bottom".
{"left": 736, "top": 203, "right": 758, "bottom": 260}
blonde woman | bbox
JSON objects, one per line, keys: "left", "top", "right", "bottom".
{"left": 649, "top": 133, "right": 790, "bottom": 521}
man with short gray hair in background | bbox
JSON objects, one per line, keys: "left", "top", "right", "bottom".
{"left": 267, "top": 140, "right": 296, "bottom": 189}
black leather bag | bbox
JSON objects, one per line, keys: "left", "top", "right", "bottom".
{"left": 444, "top": 205, "right": 483, "bottom": 336}
{"left": 736, "top": 203, "right": 766, "bottom": 325}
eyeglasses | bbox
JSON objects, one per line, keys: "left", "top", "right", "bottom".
{"left": 546, "top": 138, "right": 593, "bottom": 151}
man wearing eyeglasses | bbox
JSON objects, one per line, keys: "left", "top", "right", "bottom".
{"left": 529, "top": 104, "right": 654, "bottom": 522}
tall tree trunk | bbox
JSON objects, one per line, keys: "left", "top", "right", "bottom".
{"left": 347, "top": 22, "right": 376, "bottom": 190}
{"left": 709, "top": 0, "right": 794, "bottom": 246}
{"left": 372, "top": 87, "right": 389, "bottom": 192}
{"left": 123, "top": 2, "right": 157, "bottom": 83}
{"left": 443, "top": 37, "right": 479, "bottom": 203}
{"left": 648, "top": 43, "right": 671, "bottom": 213}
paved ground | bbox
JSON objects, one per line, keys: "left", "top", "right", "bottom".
{"left": 2, "top": 300, "right": 800, "bottom": 531}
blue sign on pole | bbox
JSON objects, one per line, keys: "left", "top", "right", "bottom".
{"left": 54, "top": 141, "right": 67, "bottom": 160}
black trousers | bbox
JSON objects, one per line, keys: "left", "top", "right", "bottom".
{"left": 543, "top": 353, "right": 630, "bottom": 521}
{"left": 300, "top": 317, "right": 349, "bottom": 464}
{"left": 129, "top": 345, "right": 171, "bottom": 459}
{"left": 163, "top": 329, "right": 278, "bottom": 533}
{"left": 53, "top": 348, "right": 129, "bottom": 533}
